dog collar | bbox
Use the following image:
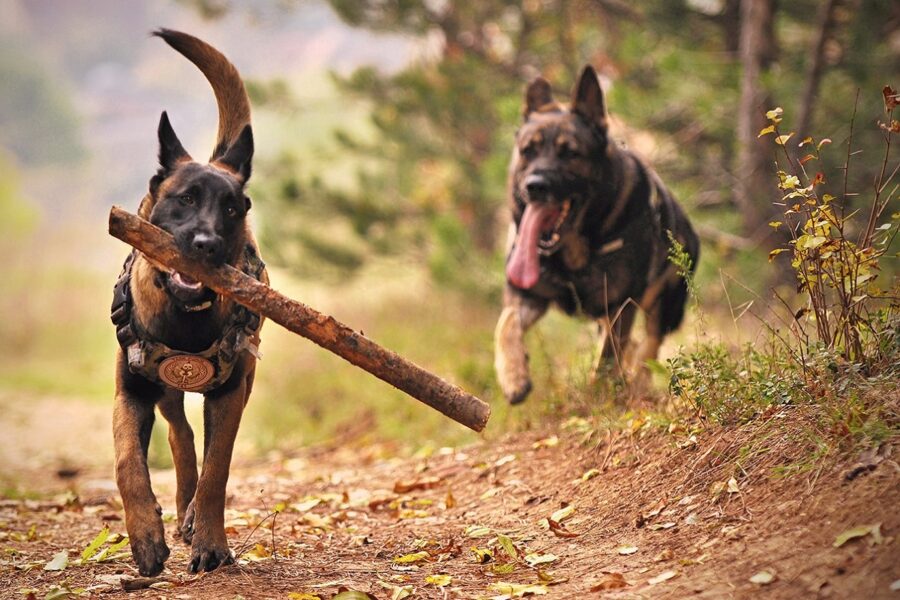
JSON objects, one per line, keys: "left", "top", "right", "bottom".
{"left": 110, "top": 246, "right": 265, "bottom": 393}
{"left": 183, "top": 300, "right": 214, "bottom": 312}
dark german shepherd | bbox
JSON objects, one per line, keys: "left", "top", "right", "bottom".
{"left": 111, "top": 30, "right": 266, "bottom": 576}
{"left": 494, "top": 66, "right": 699, "bottom": 404}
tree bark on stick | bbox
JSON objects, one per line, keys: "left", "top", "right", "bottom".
{"left": 108, "top": 206, "right": 491, "bottom": 433}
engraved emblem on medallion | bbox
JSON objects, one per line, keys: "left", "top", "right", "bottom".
{"left": 158, "top": 355, "right": 215, "bottom": 391}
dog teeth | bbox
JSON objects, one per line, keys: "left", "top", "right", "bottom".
{"left": 539, "top": 232, "right": 560, "bottom": 250}
{"left": 171, "top": 271, "right": 202, "bottom": 290}
{"left": 556, "top": 199, "right": 571, "bottom": 229}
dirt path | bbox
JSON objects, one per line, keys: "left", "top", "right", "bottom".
{"left": 1, "top": 409, "right": 898, "bottom": 599}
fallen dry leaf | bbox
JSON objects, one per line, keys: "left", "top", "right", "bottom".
{"left": 648, "top": 570, "right": 679, "bottom": 585}
{"left": 332, "top": 590, "right": 377, "bottom": 600}
{"left": 466, "top": 524, "right": 492, "bottom": 538}
{"left": 491, "top": 562, "right": 516, "bottom": 575}
{"left": 581, "top": 468, "right": 600, "bottom": 482}
{"left": 524, "top": 552, "right": 558, "bottom": 567}
{"left": 488, "top": 582, "right": 549, "bottom": 597}
{"left": 833, "top": 523, "right": 883, "bottom": 547}
{"left": 471, "top": 547, "right": 494, "bottom": 563}
{"left": 393, "top": 476, "right": 442, "bottom": 494}
{"left": 393, "top": 551, "right": 429, "bottom": 564}
{"left": 494, "top": 454, "right": 517, "bottom": 467}
{"left": 241, "top": 543, "right": 272, "bottom": 562}
{"left": 425, "top": 574, "right": 451, "bottom": 587}
{"left": 550, "top": 504, "right": 575, "bottom": 523}
{"left": 654, "top": 548, "right": 674, "bottom": 562}
{"left": 43, "top": 550, "right": 68, "bottom": 571}
{"left": 548, "top": 518, "right": 580, "bottom": 538}
{"left": 709, "top": 481, "right": 726, "bottom": 498}
{"left": 377, "top": 581, "right": 414, "bottom": 600}
{"left": 532, "top": 436, "right": 559, "bottom": 450}
{"left": 590, "top": 573, "right": 628, "bottom": 591}
{"left": 497, "top": 534, "right": 519, "bottom": 561}
{"left": 749, "top": 570, "right": 776, "bottom": 585}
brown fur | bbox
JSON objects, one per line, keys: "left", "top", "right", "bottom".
{"left": 113, "top": 29, "right": 266, "bottom": 577}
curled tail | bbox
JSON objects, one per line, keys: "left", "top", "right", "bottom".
{"left": 153, "top": 28, "right": 250, "bottom": 161}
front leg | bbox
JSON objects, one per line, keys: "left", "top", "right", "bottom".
{"left": 188, "top": 358, "right": 254, "bottom": 573}
{"left": 113, "top": 351, "right": 170, "bottom": 576}
{"left": 494, "top": 287, "right": 548, "bottom": 405}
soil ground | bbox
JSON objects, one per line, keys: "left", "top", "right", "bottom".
{"left": 0, "top": 396, "right": 898, "bottom": 600}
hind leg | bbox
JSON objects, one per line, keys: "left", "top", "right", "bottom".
{"left": 591, "top": 303, "right": 637, "bottom": 382}
{"left": 494, "top": 288, "right": 548, "bottom": 405}
{"left": 157, "top": 391, "right": 197, "bottom": 544}
{"left": 630, "top": 273, "right": 690, "bottom": 377}
{"left": 628, "top": 304, "right": 663, "bottom": 380}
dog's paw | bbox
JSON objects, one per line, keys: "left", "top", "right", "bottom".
{"left": 188, "top": 540, "right": 233, "bottom": 573}
{"left": 506, "top": 380, "right": 532, "bottom": 405}
{"left": 178, "top": 500, "right": 195, "bottom": 544}
{"left": 130, "top": 524, "right": 170, "bottom": 577}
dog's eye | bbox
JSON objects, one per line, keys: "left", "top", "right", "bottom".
{"left": 179, "top": 194, "right": 194, "bottom": 206}
{"left": 225, "top": 206, "right": 237, "bottom": 218}
{"left": 558, "top": 145, "right": 579, "bottom": 159}
{"left": 520, "top": 144, "right": 537, "bottom": 159}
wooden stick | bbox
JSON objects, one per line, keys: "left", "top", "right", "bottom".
{"left": 108, "top": 206, "right": 491, "bottom": 432}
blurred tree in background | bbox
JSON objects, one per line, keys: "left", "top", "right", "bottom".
{"left": 195, "top": 0, "right": 898, "bottom": 294}
{"left": 0, "top": 40, "right": 84, "bottom": 166}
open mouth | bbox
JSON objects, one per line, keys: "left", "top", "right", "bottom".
{"left": 169, "top": 270, "right": 203, "bottom": 292}
{"left": 163, "top": 269, "right": 214, "bottom": 309}
{"left": 537, "top": 198, "right": 572, "bottom": 254}
{"left": 506, "top": 198, "right": 574, "bottom": 290}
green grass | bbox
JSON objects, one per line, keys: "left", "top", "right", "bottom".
{"left": 0, "top": 258, "right": 117, "bottom": 401}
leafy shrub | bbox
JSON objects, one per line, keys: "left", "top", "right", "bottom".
{"left": 761, "top": 90, "right": 899, "bottom": 368}
{"left": 669, "top": 87, "right": 898, "bottom": 437}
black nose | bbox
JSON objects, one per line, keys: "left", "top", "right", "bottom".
{"left": 525, "top": 174, "right": 550, "bottom": 197}
{"left": 191, "top": 232, "right": 225, "bottom": 263}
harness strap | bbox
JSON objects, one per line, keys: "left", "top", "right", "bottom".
{"left": 110, "top": 245, "right": 265, "bottom": 393}
{"left": 111, "top": 251, "right": 137, "bottom": 348}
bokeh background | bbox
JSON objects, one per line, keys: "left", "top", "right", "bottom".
{"left": 0, "top": 0, "right": 896, "bottom": 493}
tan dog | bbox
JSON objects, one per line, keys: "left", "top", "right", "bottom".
{"left": 111, "top": 29, "right": 266, "bottom": 575}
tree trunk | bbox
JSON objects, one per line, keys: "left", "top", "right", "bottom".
{"left": 796, "top": 0, "right": 840, "bottom": 142}
{"left": 734, "top": 0, "right": 777, "bottom": 241}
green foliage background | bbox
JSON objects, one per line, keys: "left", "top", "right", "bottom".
{"left": 253, "top": 0, "right": 898, "bottom": 300}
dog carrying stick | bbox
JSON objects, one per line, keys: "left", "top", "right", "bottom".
{"left": 108, "top": 206, "right": 491, "bottom": 432}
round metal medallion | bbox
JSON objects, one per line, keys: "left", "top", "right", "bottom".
{"left": 158, "top": 355, "right": 215, "bottom": 391}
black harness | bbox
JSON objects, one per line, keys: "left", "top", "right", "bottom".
{"left": 111, "top": 246, "right": 265, "bottom": 393}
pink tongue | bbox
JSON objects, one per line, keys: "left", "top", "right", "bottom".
{"left": 507, "top": 203, "right": 555, "bottom": 289}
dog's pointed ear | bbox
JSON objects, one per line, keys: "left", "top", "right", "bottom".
{"left": 157, "top": 111, "right": 191, "bottom": 172}
{"left": 217, "top": 125, "right": 254, "bottom": 183}
{"left": 571, "top": 66, "right": 607, "bottom": 129}
{"left": 524, "top": 77, "right": 554, "bottom": 120}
